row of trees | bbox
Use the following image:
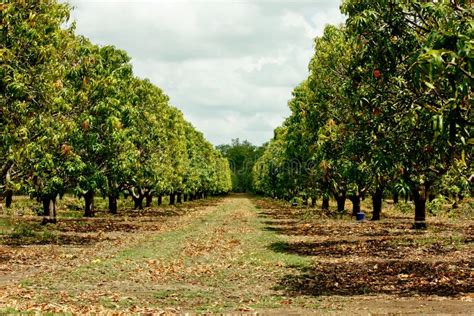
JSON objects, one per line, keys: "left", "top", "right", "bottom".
{"left": 217, "top": 139, "right": 264, "bottom": 192}
{"left": 1, "top": 1, "right": 232, "bottom": 220}
{"left": 253, "top": 0, "right": 472, "bottom": 228}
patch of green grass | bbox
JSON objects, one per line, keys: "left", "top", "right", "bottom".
{"left": 7, "top": 223, "right": 59, "bottom": 245}
{"left": 0, "top": 308, "right": 32, "bottom": 315}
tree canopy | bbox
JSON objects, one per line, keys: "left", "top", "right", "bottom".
{"left": 252, "top": 0, "right": 472, "bottom": 228}
{"left": 1, "top": 0, "right": 232, "bottom": 219}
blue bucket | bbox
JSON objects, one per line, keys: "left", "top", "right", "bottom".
{"left": 356, "top": 212, "right": 365, "bottom": 221}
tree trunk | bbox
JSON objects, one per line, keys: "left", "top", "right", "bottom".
{"left": 5, "top": 190, "right": 12, "bottom": 208}
{"left": 133, "top": 195, "right": 144, "bottom": 210}
{"left": 349, "top": 194, "right": 361, "bottom": 216}
{"left": 41, "top": 196, "right": 57, "bottom": 225}
{"left": 42, "top": 196, "right": 51, "bottom": 217}
{"left": 413, "top": 185, "right": 428, "bottom": 229}
{"left": 108, "top": 194, "right": 118, "bottom": 214}
{"left": 322, "top": 196, "right": 329, "bottom": 210}
{"left": 169, "top": 193, "right": 175, "bottom": 205}
{"left": 177, "top": 192, "right": 182, "bottom": 204}
{"left": 393, "top": 191, "right": 399, "bottom": 204}
{"left": 371, "top": 187, "right": 383, "bottom": 221}
{"left": 51, "top": 197, "right": 57, "bottom": 223}
{"left": 183, "top": 194, "right": 188, "bottom": 202}
{"left": 311, "top": 196, "right": 316, "bottom": 208}
{"left": 146, "top": 194, "right": 153, "bottom": 207}
{"left": 158, "top": 195, "right": 163, "bottom": 206}
{"left": 84, "top": 190, "right": 94, "bottom": 217}
{"left": 336, "top": 191, "right": 346, "bottom": 212}
{"left": 302, "top": 196, "right": 308, "bottom": 206}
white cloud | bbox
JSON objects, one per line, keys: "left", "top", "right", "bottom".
{"left": 65, "top": 0, "right": 345, "bottom": 145}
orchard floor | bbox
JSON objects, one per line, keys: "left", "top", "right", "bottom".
{"left": 0, "top": 194, "right": 472, "bottom": 314}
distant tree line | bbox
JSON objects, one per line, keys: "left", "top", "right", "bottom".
{"left": 217, "top": 139, "right": 264, "bottom": 193}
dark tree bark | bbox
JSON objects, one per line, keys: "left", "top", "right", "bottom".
{"left": 5, "top": 190, "right": 13, "bottom": 208}
{"left": 145, "top": 194, "right": 153, "bottom": 207}
{"left": 133, "top": 194, "right": 144, "bottom": 210}
{"left": 393, "top": 191, "right": 399, "bottom": 204}
{"left": 84, "top": 190, "right": 94, "bottom": 217}
{"left": 336, "top": 191, "right": 346, "bottom": 212}
{"left": 188, "top": 193, "right": 194, "bottom": 201}
{"left": 349, "top": 194, "right": 361, "bottom": 216}
{"left": 51, "top": 196, "right": 57, "bottom": 223}
{"left": 371, "top": 187, "right": 384, "bottom": 221}
{"left": 41, "top": 195, "right": 57, "bottom": 225}
{"left": 177, "top": 192, "right": 182, "bottom": 204}
{"left": 169, "top": 193, "right": 175, "bottom": 205}
{"left": 108, "top": 194, "right": 118, "bottom": 214}
{"left": 302, "top": 196, "right": 308, "bottom": 206}
{"left": 183, "top": 194, "right": 188, "bottom": 202}
{"left": 322, "top": 196, "right": 329, "bottom": 210}
{"left": 311, "top": 196, "right": 316, "bottom": 208}
{"left": 158, "top": 195, "right": 163, "bottom": 206}
{"left": 42, "top": 196, "right": 51, "bottom": 217}
{"left": 413, "top": 185, "right": 428, "bottom": 229}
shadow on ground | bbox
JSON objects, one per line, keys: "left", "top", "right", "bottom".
{"left": 276, "top": 259, "right": 473, "bottom": 296}
{"left": 253, "top": 198, "right": 474, "bottom": 298}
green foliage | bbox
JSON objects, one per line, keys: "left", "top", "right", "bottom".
{"left": 217, "top": 139, "right": 264, "bottom": 193}
{"left": 1, "top": 0, "right": 232, "bottom": 214}
{"left": 395, "top": 202, "right": 414, "bottom": 215}
{"left": 253, "top": 0, "right": 472, "bottom": 225}
{"left": 426, "top": 196, "right": 447, "bottom": 216}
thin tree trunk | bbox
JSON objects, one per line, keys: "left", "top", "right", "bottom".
{"left": 42, "top": 196, "right": 51, "bottom": 217}
{"left": 84, "top": 190, "right": 94, "bottom": 217}
{"left": 133, "top": 195, "right": 144, "bottom": 210}
{"left": 302, "top": 196, "right": 308, "bottom": 206}
{"left": 146, "top": 194, "right": 153, "bottom": 207}
{"left": 413, "top": 185, "right": 428, "bottom": 229}
{"left": 183, "top": 194, "right": 188, "bottom": 202}
{"left": 51, "top": 196, "right": 57, "bottom": 223}
{"left": 371, "top": 187, "right": 383, "bottom": 221}
{"left": 311, "top": 196, "right": 316, "bottom": 207}
{"left": 322, "top": 196, "right": 329, "bottom": 210}
{"left": 169, "top": 193, "right": 175, "bottom": 205}
{"left": 177, "top": 192, "right": 182, "bottom": 204}
{"left": 5, "top": 190, "right": 12, "bottom": 208}
{"left": 41, "top": 196, "right": 56, "bottom": 225}
{"left": 393, "top": 191, "right": 399, "bottom": 204}
{"left": 336, "top": 191, "right": 346, "bottom": 212}
{"left": 158, "top": 195, "right": 163, "bottom": 206}
{"left": 108, "top": 194, "right": 118, "bottom": 214}
{"left": 349, "top": 194, "right": 361, "bottom": 216}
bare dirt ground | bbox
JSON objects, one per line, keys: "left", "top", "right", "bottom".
{"left": 0, "top": 194, "right": 472, "bottom": 314}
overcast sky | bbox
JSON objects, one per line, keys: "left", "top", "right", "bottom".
{"left": 67, "top": 0, "right": 345, "bottom": 146}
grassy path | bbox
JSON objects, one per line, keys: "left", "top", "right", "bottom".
{"left": 0, "top": 195, "right": 313, "bottom": 313}
{"left": 1, "top": 194, "right": 472, "bottom": 314}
